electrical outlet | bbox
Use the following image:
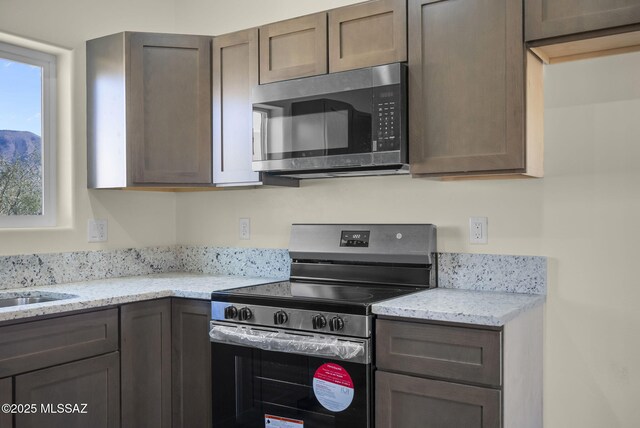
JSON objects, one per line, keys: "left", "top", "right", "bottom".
{"left": 239, "top": 218, "right": 251, "bottom": 240}
{"left": 88, "top": 219, "right": 108, "bottom": 243}
{"left": 469, "top": 217, "right": 488, "bottom": 244}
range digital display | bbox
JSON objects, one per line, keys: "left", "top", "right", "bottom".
{"left": 340, "top": 231, "right": 370, "bottom": 247}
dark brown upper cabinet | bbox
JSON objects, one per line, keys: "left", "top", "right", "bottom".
{"left": 525, "top": 0, "right": 640, "bottom": 42}
{"left": 408, "top": 0, "right": 543, "bottom": 178}
{"left": 87, "top": 32, "right": 212, "bottom": 188}
{"left": 259, "top": 13, "right": 328, "bottom": 84}
{"left": 212, "top": 29, "right": 261, "bottom": 185}
{"left": 328, "top": 0, "right": 407, "bottom": 73}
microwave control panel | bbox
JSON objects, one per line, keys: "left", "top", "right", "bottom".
{"left": 373, "top": 86, "right": 402, "bottom": 152}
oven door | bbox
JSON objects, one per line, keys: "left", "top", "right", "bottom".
{"left": 210, "top": 322, "right": 371, "bottom": 428}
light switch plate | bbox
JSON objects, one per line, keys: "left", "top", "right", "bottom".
{"left": 88, "top": 219, "right": 108, "bottom": 243}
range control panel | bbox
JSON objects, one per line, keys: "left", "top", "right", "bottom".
{"left": 211, "top": 301, "right": 371, "bottom": 338}
{"left": 340, "top": 230, "right": 370, "bottom": 247}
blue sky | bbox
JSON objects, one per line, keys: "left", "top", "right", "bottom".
{"left": 0, "top": 58, "right": 42, "bottom": 136}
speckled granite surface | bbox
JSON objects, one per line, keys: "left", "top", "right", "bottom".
{"left": 177, "top": 246, "right": 290, "bottom": 278}
{"left": 438, "top": 253, "right": 546, "bottom": 294}
{"left": 0, "top": 247, "right": 179, "bottom": 290}
{"left": 0, "top": 273, "right": 283, "bottom": 323}
{"left": 0, "top": 247, "right": 546, "bottom": 295}
{"left": 372, "top": 288, "right": 545, "bottom": 326}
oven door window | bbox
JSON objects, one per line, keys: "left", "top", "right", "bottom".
{"left": 212, "top": 342, "right": 370, "bottom": 428}
{"left": 253, "top": 89, "right": 373, "bottom": 161}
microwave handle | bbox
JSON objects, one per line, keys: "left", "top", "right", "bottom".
{"left": 252, "top": 109, "right": 266, "bottom": 162}
{"left": 209, "top": 322, "right": 369, "bottom": 364}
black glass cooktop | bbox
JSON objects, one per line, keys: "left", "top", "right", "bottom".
{"left": 211, "top": 281, "right": 426, "bottom": 315}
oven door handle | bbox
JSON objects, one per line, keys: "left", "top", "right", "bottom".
{"left": 209, "top": 322, "right": 370, "bottom": 364}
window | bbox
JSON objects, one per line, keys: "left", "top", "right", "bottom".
{"left": 0, "top": 41, "right": 56, "bottom": 227}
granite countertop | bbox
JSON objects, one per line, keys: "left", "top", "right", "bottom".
{"left": 372, "top": 288, "right": 545, "bottom": 327}
{"left": 0, "top": 272, "right": 545, "bottom": 326}
{"left": 0, "top": 273, "right": 284, "bottom": 323}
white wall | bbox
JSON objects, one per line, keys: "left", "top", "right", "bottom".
{"left": 0, "top": 0, "right": 180, "bottom": 255}
{"left": 1, "top": 0, "right": 639, "bottom": 426}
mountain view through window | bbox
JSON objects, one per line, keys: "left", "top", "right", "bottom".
{"left": 0, "top": 57, "right": 43, "bottom": 216}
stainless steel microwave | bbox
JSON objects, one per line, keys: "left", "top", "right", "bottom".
{"left": 251, "top": 63, "right": 408, "bottom": 179}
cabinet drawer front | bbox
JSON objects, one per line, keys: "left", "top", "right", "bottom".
{"left": 376, "top": 371, "right": 501, "bottom": 428}
{"left": 0, "top": 309, "right": 118, "bottom": 377}
{"left": 376, "top": 319, "right": 501, "bottom": 386}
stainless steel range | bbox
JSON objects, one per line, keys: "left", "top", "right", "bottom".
{"left": 209, "top": 224, "right": 437, "bottom": 428}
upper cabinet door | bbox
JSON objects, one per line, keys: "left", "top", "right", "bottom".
{"left": 329, "top": 0, "right": 407, "bottom": 73}
{"left": 129, "top": 33, "right": 212, "bottom": 184}
{"left": 525, "top": 0, "right": 640, "bottom": 42}
{"left": 259, "top": 13, "right": 328, "bottom": 84}
{"left": 408, "top": 0, "right": 526, "bottom": 176}
{"left": 212, "top": 29, "right": 260, "bottom": 185}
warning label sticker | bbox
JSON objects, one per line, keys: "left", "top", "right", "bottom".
{"left": 312, "top": 363, "right": 355, "bottom": 412}
{"left": 265, "top": 414, "right": 304, "bottom": 428}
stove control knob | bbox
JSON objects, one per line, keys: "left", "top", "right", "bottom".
{"left": 273, "top": 310, "right": 289, "bottom": 325}
{"left": 238, "top": 307, "right": 253, "bottom": 321}
{"left": 329, "top": 316, "right": 345, "bottom": 332}
{"left": 223, "top": 306, "right": 238, "bottom": 320}
{"left": 312, "top": 314, "right": 327, "bottom": 329}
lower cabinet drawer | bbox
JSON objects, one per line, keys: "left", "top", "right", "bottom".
{"left": 375, "top": 371, "right": 501, "bottom": 428}
{"left": 0, "top": 309, "right": 119, "bottom": 377}
{"left": 376, "top": 319, "right": 502, "bottom": 387}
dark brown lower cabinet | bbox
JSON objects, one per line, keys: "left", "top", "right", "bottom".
{"left": 171, "top": 299, "right": 212, "bottom": 428}
{"left": 14, "top": 352, "right": 120, "bottom": 428}
{"left": 121, "top": 299, "right": 172, "bottom": 428}
{"left": 0, "top": 377, "right": 13, "bottom": 428}
{"left": 375, "top": 371, "right": 500, "bottom": 428}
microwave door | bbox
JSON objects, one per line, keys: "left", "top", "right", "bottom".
{"left": 325, "top": 101, "right": 350, "bottom": 153}
{"left": 253, "top": 104, "right": 289, "bottom": 161}
{"left": 291, "top": 99, "right": 329, "bottom": 157}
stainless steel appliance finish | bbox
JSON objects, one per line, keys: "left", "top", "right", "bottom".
{"left": 252, "top": 63, "right": 408, "bottom": 178}
{"left": 209, "top": 321, "right": 371, "bottom": 364}
{"left": 211, "top": 300, "right": 372, "bottom": 337}
{"left": 209, "top": 224, "right": 437, "bottom": 428}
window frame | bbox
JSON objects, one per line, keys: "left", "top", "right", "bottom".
{"left": 0, "top": 41, "right": 57, "bottom": 228}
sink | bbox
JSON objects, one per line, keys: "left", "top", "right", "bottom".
{"left": 0, "top": 292, "right": 78, "bottom": 308}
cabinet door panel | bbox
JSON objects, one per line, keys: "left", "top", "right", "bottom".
{"left": 129, "top": 33, "right": 212, "bottom": 184}
{"left": 525, "top": 0, "right": 640, "bottom": 41}
{"left": 15, "top": 353, "right": 119, "bottom": 428}
{"left": 376, "top": 371, "right": 500, "bottom": 428}
{"left": 212, "top": 29, "right": 260, "bottom": 185}
{"left": 0, "top": 378, "right": 12, "bottom": 428}
{"left": 329, "top": 0, "right": 406, "bottom": 72}
{"left": 260, "top": 13, "right": 328, "bottom": 84}
{"left": 121, "top": 299, "right": 172, "bottom": 428}
{"left": 409, "top": 0, "right": 525, "bottom": 175}
{"left": 171, "top": 299, "right": 211, "bottom": 428}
